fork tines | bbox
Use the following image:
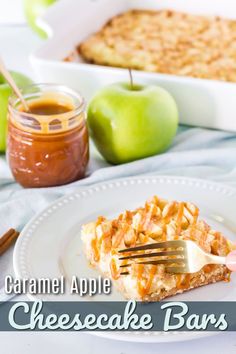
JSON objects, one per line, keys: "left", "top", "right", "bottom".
{"left": 119, "top": 250, "right": 184, "bottom": 261}
{"left": 118, "top": 240, "right": 185, "bottom": 254}
{"left": 119, "top": 240, "right": 187, "bottom": 275}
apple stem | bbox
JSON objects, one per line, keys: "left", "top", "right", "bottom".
{"left": 128, "top": 69, "right": 134, "bottom": 90}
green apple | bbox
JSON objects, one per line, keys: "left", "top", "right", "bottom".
{"left": 24, "top": 0, "right": 57, "bottom": 38}
{"left": 0, "top": 72, "right": 33, "bottom": 152}
{"left": 87, "top": 83, "right": 179, "bottom": 164}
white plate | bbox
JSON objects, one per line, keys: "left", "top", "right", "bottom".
{"left": 14, "top": 176, "right": 236, "bottom": 342}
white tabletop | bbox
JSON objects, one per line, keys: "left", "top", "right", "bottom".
{"left": 0, "top": 7, "right": 236, "bottom": 354}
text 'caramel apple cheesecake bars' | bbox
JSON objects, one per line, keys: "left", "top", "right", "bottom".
{"left": 81, "top": 196, "right": 234, "bottom": 301}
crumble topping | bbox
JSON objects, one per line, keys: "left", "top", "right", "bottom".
{"left": 79, "top": 9, "right": 236, "bottom": 82}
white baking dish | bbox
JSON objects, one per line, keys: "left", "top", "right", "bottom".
{"left": 31, "top": 0, "right": 236, "bottom": 132}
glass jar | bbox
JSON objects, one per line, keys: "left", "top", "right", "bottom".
{"left": 7, "top": 84, "right": 89, "bottom": 188}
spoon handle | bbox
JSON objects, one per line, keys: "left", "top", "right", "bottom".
{"left": 0, "top": 57, "right": 29, "bottom": 112}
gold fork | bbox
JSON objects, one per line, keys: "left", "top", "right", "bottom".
{"left": 118, "top": 240, "right": 236, "bottom": 274}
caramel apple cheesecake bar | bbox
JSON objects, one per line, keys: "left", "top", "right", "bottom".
{"left": 79, "top": 9, "right": 236, "bottom": 83}
{"left": 81, "top": 196, "right": 233, "bottom": 301}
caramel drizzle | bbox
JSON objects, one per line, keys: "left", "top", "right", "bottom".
{"left": 176, "top": 273, "right": 191, "bottom": 290}
{"left": 189, "top": 207, "right": 199, "bottom": 239}
{"left": 110, "top": 258, "right": 120, "bottom": 280}
{"left": 113, "top": 224, "right": 129, "bottom": 248}
{"left": 175, "top": 202, "right": 184, "bottom": 237}
{"left": 137, "top": 264, "right": 157, "bottom": 298}
{"left": 91, "top": 216, "right": 106, "bottom": 262}
{"left": 91, "top": 239, "right": 100, "bottom": 262}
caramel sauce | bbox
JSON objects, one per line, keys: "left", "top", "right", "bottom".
{"left": 25, "top": 100, "right": 73, "bottom": 115}
{"left": 203, "top": 264, "right": 214, "bottom": 273}
{"left": 113, "top": 225, "right": 129, "bottom": 248}
{"left": 110, "top": 258, "right": 120, "bottom": 280}
{"left": 136, "top": 264, "right": 157, "bottom": 298}
{"left": 7, "top": 95, "right": 89, "bottom": 188}
{"left": 92, "top": 218, "right": 105, "bottom": 262}
{"left": 176, "top": 274, "right": 183, "bottom": 289}
{"left": 175, "top": 202, "right": 184, "bottom": 237}
{"left": 176, "top": 273, "right": 191, "bottom": 290}
{"left": 144, "top": 265, "right": 157, "bottom": 294}
{"left": 96, "top": 216, "right": 106, "bottom": 226}
{"left": 162, "top": 224, "right": 167, "bottom": 241}
{"left": 97, "top": 224, "right": 113, "bottom": 253}
{"left": 189, "top": 213, "right": 198, "bottom": 239}
{"left": 137, "top": 264, "right": 145, "bottom": 297}
{"left": 91, "top": 239, "right": 100, "bottom": 262}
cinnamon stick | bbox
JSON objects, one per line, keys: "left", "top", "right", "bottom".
{"left": 0, "top": 228, "right": 15, "bottom": 247}
{"left": 0, "top": 229, "right": 20, "bottom": 256}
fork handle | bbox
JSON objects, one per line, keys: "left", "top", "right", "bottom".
{"left": 226, "top": 250, "right": 236, "bottom": 271}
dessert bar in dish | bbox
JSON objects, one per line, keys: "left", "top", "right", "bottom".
{"left": 79, "top": 9, "right": 236, "bottom": 83}
{"left": 81, "top": 196, "right": 233, "bottom": 301}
